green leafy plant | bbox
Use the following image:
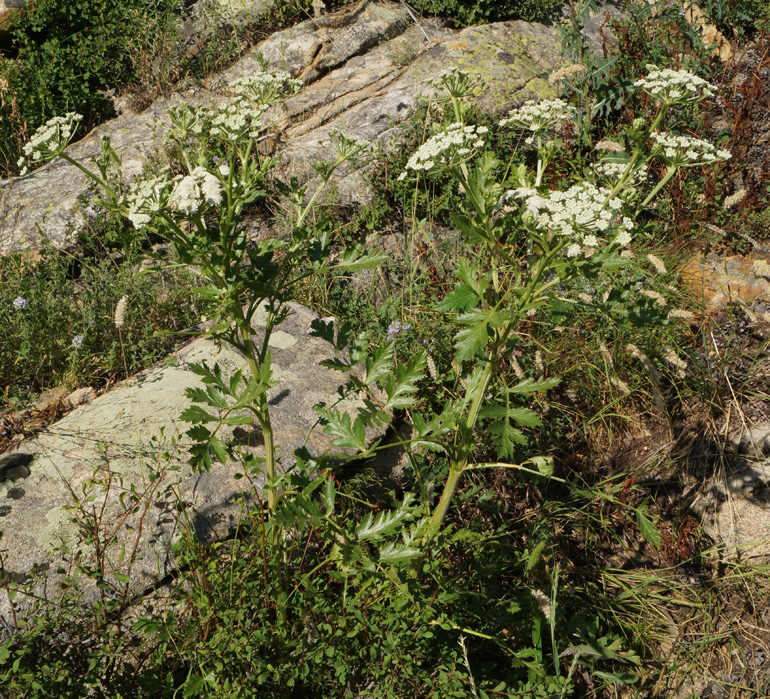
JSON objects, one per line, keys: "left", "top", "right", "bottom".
{"left": 1, "top": 46, "right": 739, "bottom": 697}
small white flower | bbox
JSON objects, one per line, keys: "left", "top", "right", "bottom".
{"left": 13, "top": 296, "right": 28, "bottom": 310}
{"left": 71, "top": 334, "right": 84, "bottom": 349}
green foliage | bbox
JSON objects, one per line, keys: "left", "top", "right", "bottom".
{"left": 409, "top": 0, "right": 562, "bottom": 26}
{"left": 0, "top": 220, "right": 200, "bottom": 406}
{"left": 0, "top": 0, "right": 182, "bottom": 173}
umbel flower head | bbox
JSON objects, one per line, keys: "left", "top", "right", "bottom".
{"left": 230, "top": 71, "right": 302, "bottom": 106}
{"left": 17, "top": 112, "right": 83, "bottom": 174}
{"left": 499, "top": 99, "right": 574, "bottom": 133}
{"left": 517, "top": 182, "right": 633, "bottom": 256}
{"left": 169, "top": 167, "right": 223, "bottom": 215}
{"left": 400, "top": 122, "right": 488, "bottom": 177}
{"left": 126, "top": 175, "right": 172, "bottom": 229}
{"left": 651, "top": 132, "right": 731, "bottom": 166}
{"left": 634, "top": 65, "right": 716, "bottom": 104}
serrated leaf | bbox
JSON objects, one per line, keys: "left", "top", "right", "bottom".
{"left": 383, "top": 353, "right": 426, "bottom": 410}
{"left": 315, "top": 406, "right": 367, "bottom": 450}
{"left": 356, "top": 494, "right": 416, "bottom": 541}
{"left": 508, "top": 376, "right": 561, "bottom": 394}
{"left": 454, "top": 258, "right": 490, "bottom": 297}
{"left": 186, "top": 425, "right": 211, "bottom": 441}
{"left": 180, "top": 405, "right": 217, "bottom": 424}
{"left": 487, "top": 419, "right": 526, "bottom": 457}
{"left": 320, "top": 357, "right": 354, "bottom": 372}
{"left": 377, "top": 542, "right": 422, "bottom": 565}
{"left": 364, "top": 342, "right": 394, "bottom": 386}
{"left": 209, "top": 436, "right": 231, "bottom": 465}
{"left": 435, "top": 283, "right": 481, "bottom": 313}
{"left": 454, "top": 316, "right": 491, "bottom": 362}
{"left": 185, "top": 387, "right": 211, "bottom": 404}
{"left": 205, "top": 386, "right": 229, "bottom": 409}
{"left": 334, "top": 247, "right": 388, "bottom": 272}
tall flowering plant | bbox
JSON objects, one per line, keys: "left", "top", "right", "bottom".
{"left": 18, "top": 70, "right": 383, "bottom": 524}
{"left": 317, "top": 64, "right": 730, "bottom": 553}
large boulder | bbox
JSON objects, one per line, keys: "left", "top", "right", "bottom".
{"left": 0, "top": 302, "right": 369, "bottom": 617}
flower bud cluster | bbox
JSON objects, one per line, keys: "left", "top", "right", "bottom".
{"left": 651, "top": 132, "right": 731, "bottom": 165}
{"left": 634, "top": 64, "right": 716, "bottom": 104}
{"left": 169, "top": 167, "right": 223, "bottom": 215}
{"left": 17, "top": 112, "right": 83, "bottom": 175}
{"left": 209, "top": 98, "right": 269, "bottom": 139}
{"left": 520, "top": 182, "right": 632, "bottom": 256}
{"left": 427, "top": 67, "right": 484, "bottom": 99}
{"left": 327, "top": 130, "right": 371, "bottom": 162}
{"left": 499, "top": 99, "right": 574, "bottom": 133}
{"left": 400, "top": 123, "right": 488, "bottom": 176}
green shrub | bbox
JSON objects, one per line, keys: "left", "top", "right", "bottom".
{"left": 0, "top": 217, "right": 201, "bottom": 406}
{"left": 408, "top": 0, "right": 562, "bottom": 27}
{"left": 0, "top": 0, "right": 181, "bottom": 173}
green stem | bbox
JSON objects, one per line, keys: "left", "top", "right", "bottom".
{"left": 59, "top": 153, "right": 119, "bottom": 205}
{"left": 426, "top": 358, "right": 495, "bottom": 539}
{"left": 639, "top": 165, "right": 677, "bottom": 210}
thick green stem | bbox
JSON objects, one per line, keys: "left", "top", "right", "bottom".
{"left": 426, "top": 358, "right": 495, "bottom": 539}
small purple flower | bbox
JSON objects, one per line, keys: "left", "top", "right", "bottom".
{"left": 387, "top": 321, "right": 412, "bottom": 338}
{"left": 71, "top": 335, "right": 84, "bottom": 349}
{"left": 13, "top": 296, "right": 28, "bottom": 310}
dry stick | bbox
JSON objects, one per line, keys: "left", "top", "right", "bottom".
{"left": 398, "top": 0, "right": 433, "bottom": 44}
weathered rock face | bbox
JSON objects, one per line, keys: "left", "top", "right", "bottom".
{"left": 0, "top": 1, "right": 571, "bottom": 254}
{"left": 0, "top": 302, "right": 367, "bottom": 616}
{"left": 696, "top": 424, "right": 770, "bottom": 562}
{"left": 681, "top": 251, "right": 770, "bottom": 315}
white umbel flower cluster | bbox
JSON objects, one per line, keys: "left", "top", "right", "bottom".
{"left": 634, "top": 64, "right": 716, "bottom": 104}
{"left": 169, "top": 167, "right": 223, "bottom": 215}
{"left": 126, "top": 175, "right": 171, "bottom": 229}
{"left": 209, "top": 98, "right": 269, "bottom": 139}
{"left": 17, "top": 112, "right": 83, "bottom": 174}
{"left": 595, "top": 161, "right": 649, "bottom": 184}
{"left": 499, "top": 99, "right": 574, "bottom": 132}
{"left": 651, "top": 132, "right": 731, "bottom": 165}
{"left": 520, "top": 182, "right": 632, "bottom": 255}
{"left": 400, "top": 123, "right": 488, "bottom": 176}
{"left": 230, "top": 71, "right": 301, "bottom": 106}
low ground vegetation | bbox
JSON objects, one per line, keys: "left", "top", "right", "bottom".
{"left": 1, "top": 1, "right": 770, "bottom": 698}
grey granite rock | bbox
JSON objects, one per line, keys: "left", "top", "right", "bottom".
{"left": 0, "top": 302, "right": 368, "bottom": 616}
